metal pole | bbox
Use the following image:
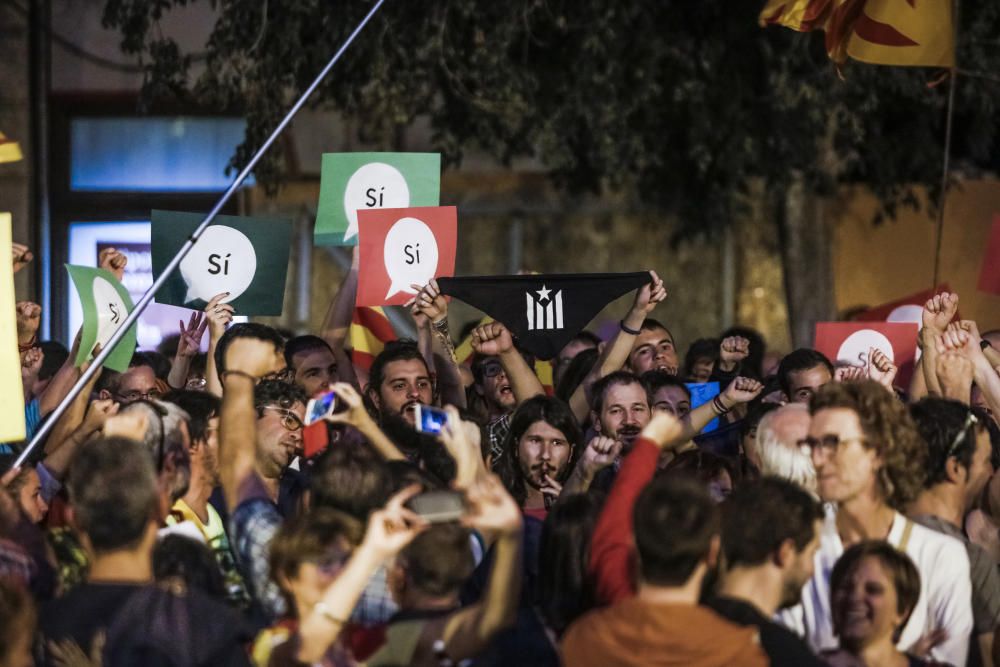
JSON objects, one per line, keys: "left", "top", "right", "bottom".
{"left": 16, "top": 0, "right": 387, "bottom": 467}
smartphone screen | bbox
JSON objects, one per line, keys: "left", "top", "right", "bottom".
{"left": 306, "top": 391, "right": 337, "bottom": 426}
{"left": 407, "top": 490, "right": 465, "bottom": 523}
{"left": 414, "top": 404, "right": 449, "bottom": 435}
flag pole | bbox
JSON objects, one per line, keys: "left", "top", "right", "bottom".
{"left": 931, "top": 0, "right": 960, "bottom": 290}
{"left": 15, "top": 0, "right": 387, "bottom": 469}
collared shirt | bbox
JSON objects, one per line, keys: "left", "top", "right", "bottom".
{"left": 778, "top": 506, "right": 973, "bottom": 666}
{"left": 486, "top": 413, "right": 511, "bottom": 462}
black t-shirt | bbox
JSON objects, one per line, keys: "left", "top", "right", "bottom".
{"left": 40, "top": 582, "right": 141, "bottom": 660}
{"left": 706, "top": 595, "right": 827, "bottom": 667}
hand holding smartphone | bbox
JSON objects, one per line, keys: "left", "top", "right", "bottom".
{"left": 414, "top": 404, "right": 450, "bottom": 435}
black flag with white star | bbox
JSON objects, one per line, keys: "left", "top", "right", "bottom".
{"left": 437, "top": 272, "right": 652, "bottom": 360}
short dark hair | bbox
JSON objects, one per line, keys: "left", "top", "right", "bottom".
{"left": 399, "top": 523, "right": 474, "bottom": 597}
{"left": 633, "top": 476, "right": 719, "bottom": 586}
{"left": 591, "top": 370, "right": 650, "bottom": 414}
{"left": 831, "top": 541, "right": 921, "bottom": 638}
{"left": 37, "top": 340, "right": 69, "bottom": 381}
{"left": 909, "top": 397, "right": 984, "bottom": 488}
{"left": 365, "top": 339, "right": 430, "bottom": 404}
{"left": 161, "top": 390, "right": 220, "bottom": 445}
{"left": 554, "top": 348, "right": 599, "bottom": 403}
{"left": 253, "top": 380, "right": 308, "bottom": 414}
{"left": 777, "top": 349, "right": 833, "bottom": 397}
{"left": 721, "top": 477, "right": 823, "bottom": 568}
{"left": 570, "top": 330, "right": 602, "bottom": 348}
{"left": 682, "top": 338, "right": 719, "bottom": 379}
{"left": 309, "top": 445, "right": 394, "bottom": 520}
{"left": 67, "top": 437, "right": 159, "bottom": 553}
{"left": 95, "top": 351, "right": 159, "bottom": 395}
{"left": 284, "top": 335, "right": 333, "bottom": 369}
{"left": 640, "top": 318, "right": 674, "bottom": 343}
{"left": 811, "top": 381, "right": 927, "bottom": 509}
{"left": 641, "top": 370, "right": 691, "bottom": 401}
{"left": 153, "top": 535, "right": 226, "bottom": 599}
{"left": 497, "top": 395, "right": 583, "bottom": 507}
{"left": 214, "top": 323, "right": 285, "bottom": 378}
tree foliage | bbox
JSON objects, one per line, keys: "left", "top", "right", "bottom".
{"left": 102, "top": 0, "right": 1000, "bottom": 236}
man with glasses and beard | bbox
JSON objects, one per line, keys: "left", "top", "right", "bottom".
{"left": 252, "top": 380, "right": 307, "bottom": 515}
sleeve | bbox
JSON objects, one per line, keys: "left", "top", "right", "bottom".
{"left": 588, "top": 437, "right": 660, "bottom": 605}
{"left": 230, "top": 498, "right": 286, "bottom": 621}
{"left": 927, "top": 536, "right": 973, "bottom": 666}
{"left": 24, "top": 399, "right": 41, "bottom": 440}
{"left": 35, "top": 463, "right": 62, "bottom": 504}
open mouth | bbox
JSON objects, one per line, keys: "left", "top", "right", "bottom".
{"left": 619, "top": 426, "right": 641, "bottom": 443}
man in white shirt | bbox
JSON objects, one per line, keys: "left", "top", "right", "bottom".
{"left": 781, "top": 380, "right": 972, "bottom": 666}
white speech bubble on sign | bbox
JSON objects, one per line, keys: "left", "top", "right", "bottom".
{"left": 92, "top": 276, "right": 129, "bottom": 350}
{"left": 384, "top": 217, "right": 439, "bottom": 300}
{"left": 179, "top": 225, "right": 257, "bottom": 304}
{"left": 343, "top": 163, "right": 410, "bottom": 241}
{"left": 837, "top": 329, "right": 894, "bottom": 368}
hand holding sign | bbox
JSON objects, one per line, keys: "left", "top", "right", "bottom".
{"left": 179, "top": 225, "right": 256, "bottom": 304}
{"left": 815, "top": 322, "right": 919, "bottom": 388}
{"left": 66, "top": 264, "right": 137, "bottom": 373}
{"left": 356, "top": 206, "right": 457, "bottom": 307}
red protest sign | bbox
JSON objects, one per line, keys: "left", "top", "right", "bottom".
{"left": 854, "top": 285, "right": 951, "bottom": 324}
{"left": 978, "top": 215, "right": 1000, "bottom": 295}
{"left": 814, "top": 322, "right": 920, "bottom": 387}
{"left": 356, "top": 206, "right": 457, "bottom": 307}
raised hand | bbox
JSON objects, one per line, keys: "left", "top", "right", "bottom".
{"left": 578, "top": 435, "right": 623, "bottom": 478}
{"left": 321, "top": 382, "right": 372, "bottom": 429}
{"left": 176, "top": 312, "right": 208, "bottom": 358}
{"left": 407, "top": 279, "right": 448, "bottom": 327}
{"left": 438, "top": 405, "right": 486, "bottom": 488}
{"left": 82, "top": 398, "right": 119, "bottom": 434}
{"left": 224, "top": 336, "right": 284, "bottom": 381}
{"left": 640, "top": 411, "right": 684, "bottom": 451}
{"left": 719, "top": 336, "right": 750, "bottom": 372}
{"left": 472, "top": 321, "right": 514, "bottom": 357}
{"left": 631, "top": 270, "right": 668, "bottom": 316}
{"left": 20, "top": 346, "right": 43, "bottom": 385}
{"left": 11, "top": 242, "right": 32, "bottom": 274}
{"left": 721, "top": 376, "right": 764, "bottom": 407}
{"left": 867, "top": 348, "right": 898, "bottom": 389}
{"left": 15, "top": 301, "right": 41, "bottom": 345}
{"left": 98, "top": 247, "right": 128, "bottom": 282}
{"left": 935, "top": 349, "right": 974, "bottom": 402}
{"left": 103, "top": 411, "right": 149, "bottom": 441}
{"left": 204, "top": 292, "right": 235, "bottom": 340}
{"left": 462, "top": 474, "right": 522, "bottom": 537}
{"left": 834, "top": 365, "right": 867, "bottom": 384}
{"left": 361, "top": 485, "right": 428, "bottom": 561}
{"left": 922, "top": 292, "right": 959, "bottom": 334}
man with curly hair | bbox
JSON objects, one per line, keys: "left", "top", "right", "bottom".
{"left": 779, "top": 380, "right": 973, "bottom": 666}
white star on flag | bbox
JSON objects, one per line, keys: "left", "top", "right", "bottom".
{"left": 536, "top": 285, "right": 552, "bottom": 301}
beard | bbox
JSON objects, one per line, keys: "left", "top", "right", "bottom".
{"left": 617, "top": 425, "right": 642, "bottom": 451}
{"left": 520, "top": 460, "right": 560, "bottom": 489}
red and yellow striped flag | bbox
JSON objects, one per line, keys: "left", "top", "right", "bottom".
{"left": 350, "top": 306, "right": 396, "bottom": 372}
{"left": 760, "top": 0, "right": 954, "bottom": 67}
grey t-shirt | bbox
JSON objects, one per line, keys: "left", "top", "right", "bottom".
{"left": 912, "top": 513, "right": 1000, "bottom": 634}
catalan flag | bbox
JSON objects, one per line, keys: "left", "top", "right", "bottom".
{"left": 350, "top": 306, "right": 396, "bottom": 372}
{"left": 0, "top": 132, "right": 22, "bottom": 164}
{"left": 760, "top": 0, "right": 954, "bottom": 68}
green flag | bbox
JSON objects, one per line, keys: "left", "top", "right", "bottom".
{"left": 314, "top": 152, "right": 441, "bottom": 246}
{"left": 151, "top": 210, "right": 292, "bottom": 316}
{"left": 66, "top": 264, "right": 137, "bottom": 373}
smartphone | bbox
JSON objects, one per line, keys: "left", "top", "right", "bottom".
{"left": 407, "top": 490, "right": 465, "bottom": 524}
{"left": 305, "top": 390, "right": 337, "bottom": 426}
{"left": 414, "top": 404, "right": 449, "bottom": 435}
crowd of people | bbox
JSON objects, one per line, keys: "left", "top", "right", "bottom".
{"left": 4, "top": 243, "right": 1000, "bottom": 667}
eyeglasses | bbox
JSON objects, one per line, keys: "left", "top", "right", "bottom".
{"left": 798, "top": 434, "right": 867, "bottom": 457}
{"left": 262, "top": 368, "right": 295, "bottom": 384}
{"left": 260, "top": 406, "right": 304, "bottom": 432}
{"left": 116, "top": 388, "right": 162, "bottom": 403}
{"left": 946, "top": 411, "right": 979, "bottom": 459}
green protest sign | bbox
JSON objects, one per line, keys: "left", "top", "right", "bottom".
{"left": 151, "top": 210, "right": 292, "bottom": 316}
{"left": 66, "top": 264, "right": 137, "bottom": 373}
{"left": 314, "top": 152, "right": 441, "bottom": 246}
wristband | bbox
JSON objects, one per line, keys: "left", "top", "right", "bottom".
{"left": 220, "top": 370, "right": 258, "bottom": 384}
{"left": 18, "top": 335, "right": 37, "bottom": 352}
{"left": 620, "top": 320, "right": 641, "bottom": 336}
{"left": 711, "top": 395, "right": 730, "bottom": 415}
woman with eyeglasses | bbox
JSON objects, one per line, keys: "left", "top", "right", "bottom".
{"left": 822, "top": 541, "right": 948, "bottom": 667}
{"left": 780, "top": 381, "right": 973, "bottom": 666}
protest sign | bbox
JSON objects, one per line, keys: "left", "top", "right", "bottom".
{"left": 686, "top": 382, "right": 721, "bottom": 433}
{"left": 854, "top": 285, "right": 951, "bottom": 324}
{"left": 314, "top": 153, "right": 441, "bottom": 246}
{"left": 978, "top": 215, "right": 1000, "bottom": 296}
{"left": 66, "top": 264, "right": 137, "bottom": 373}
{"left": 151, "top": 210, "right": 292, "bottom": 316}
{"left": 356, "top": 206, "right": 457, "bottom": 307}
{"left": 439, "top": 272, "right": 651, "bottom": 361}
{"left": 814, "top": 321, "right": 919, "bottom": 387}
{"left": 0, "top": 213, "right": 25, "bottom": 442}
